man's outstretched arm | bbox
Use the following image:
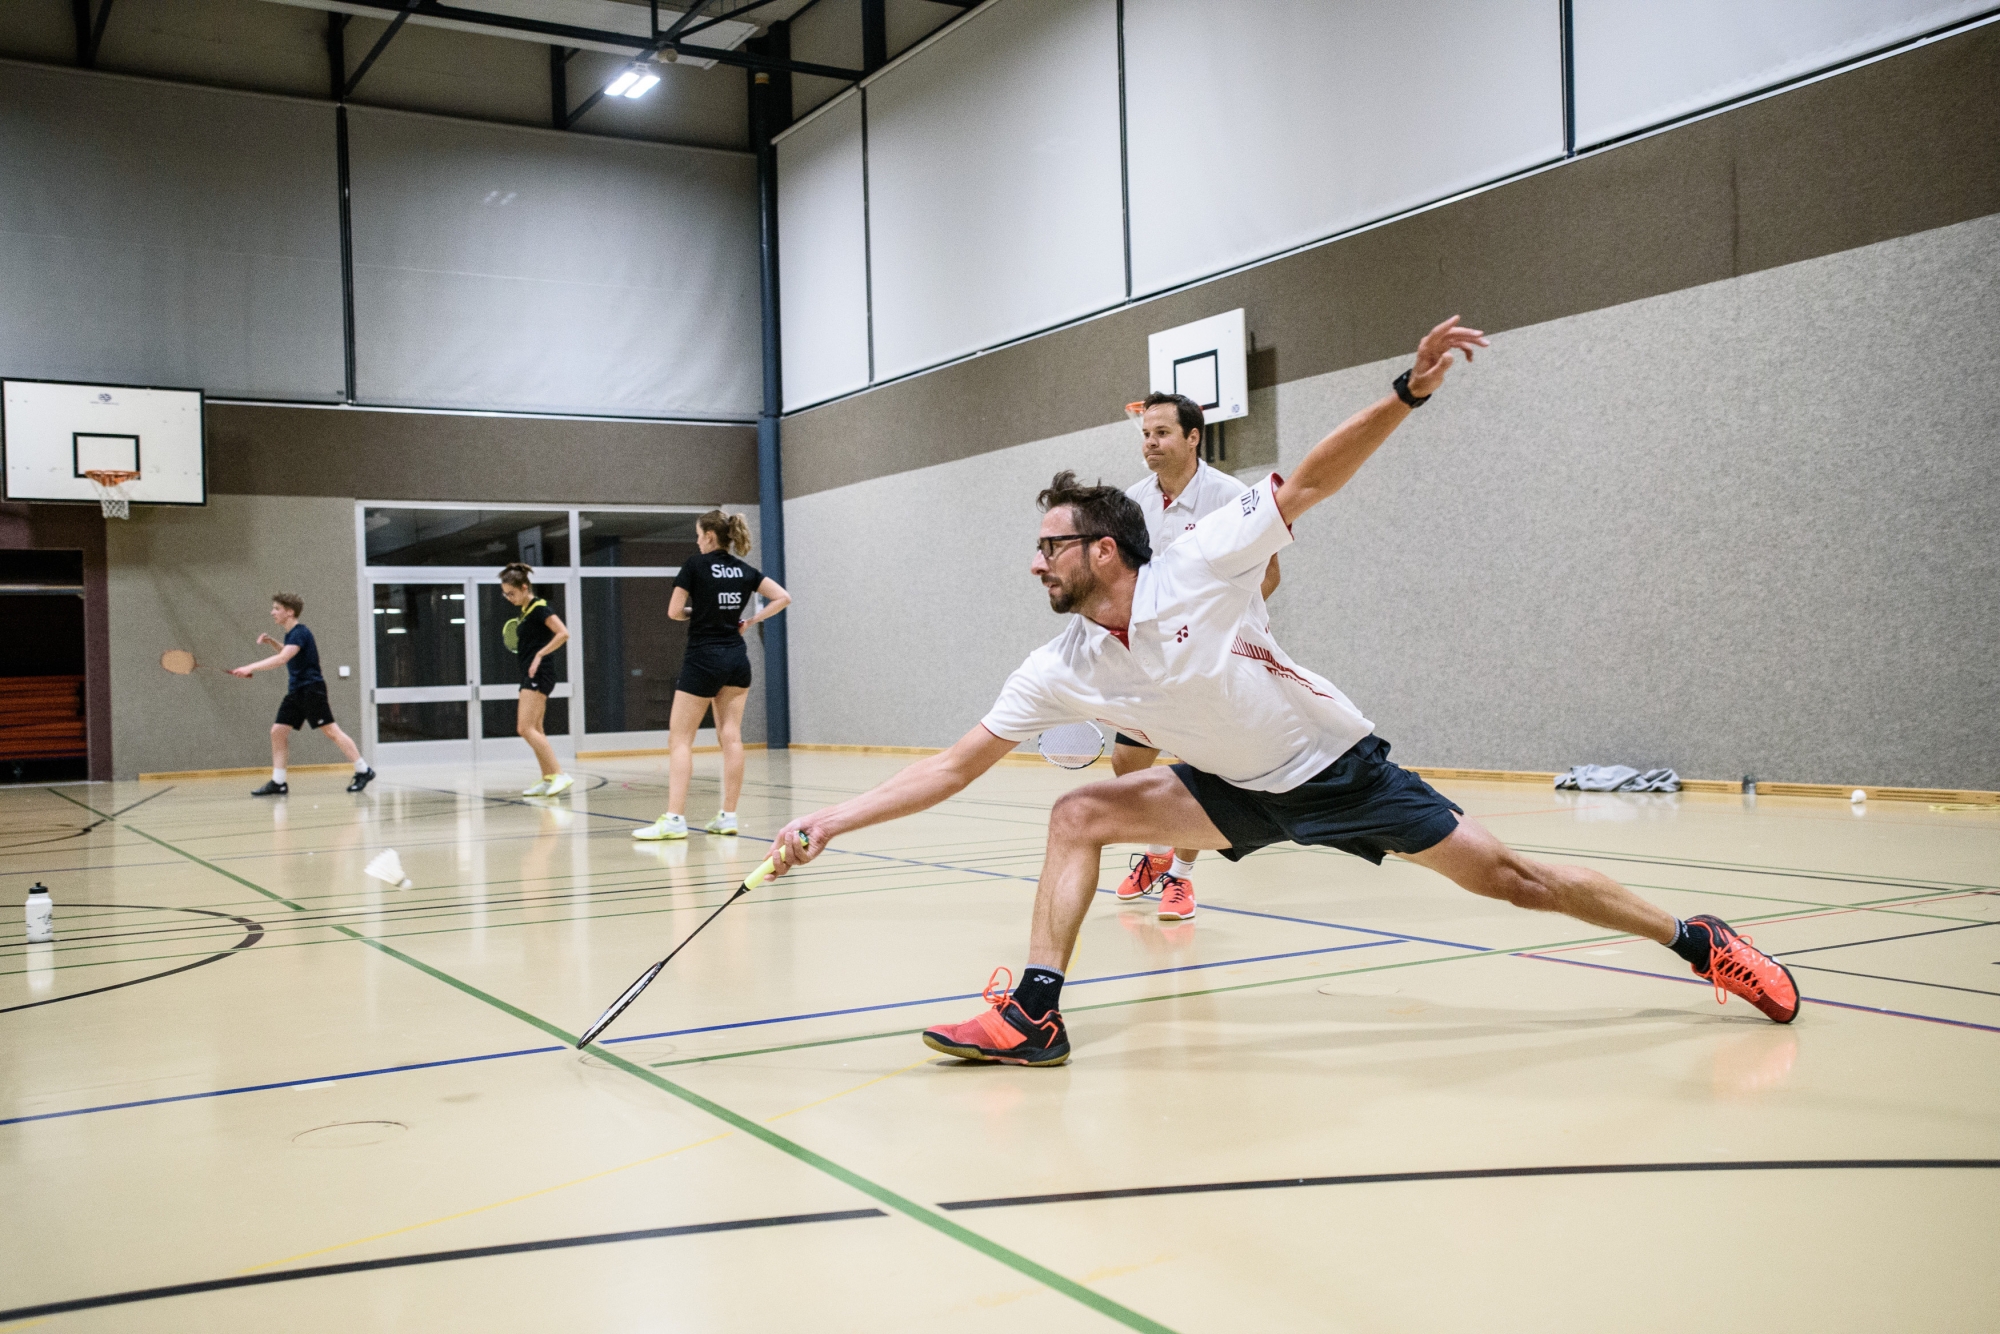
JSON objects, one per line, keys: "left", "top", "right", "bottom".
{"left": 769, "top": 725, "right": 1020, "bottom": 875}
{"left": 1274, "top": 316, "right": 1487, "bottom": 525}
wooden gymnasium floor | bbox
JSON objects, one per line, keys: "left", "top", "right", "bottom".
{"left": 3, "top": 753, "right": 1997, "bottom": 1332}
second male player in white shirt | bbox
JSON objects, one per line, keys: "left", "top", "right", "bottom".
{"left": 1112, "top": 393, "right": 1282, "bottom": 922}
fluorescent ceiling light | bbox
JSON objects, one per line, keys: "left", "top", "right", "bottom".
{"left": 605, "top": 69, "right": 640, "bottom": 97}
{"left": 624, "top": 73, "right": 660, "bottom": 99}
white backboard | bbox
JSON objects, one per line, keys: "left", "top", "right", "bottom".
{"left": 2, "top": 379, "right": 206, "bottom": 506}
{"left": 1147, "top": 308, "right": 1248, "bottom": 424}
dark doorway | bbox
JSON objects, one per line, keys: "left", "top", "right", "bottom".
{"left": 1, "top": 550, "right": 89, "bottom": 783}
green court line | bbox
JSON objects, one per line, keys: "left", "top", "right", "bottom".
{"left": 46, "top": 790, "right": 306, "bottom": 912}
{"left": 60, "top": 803, "right": 1178, "bottom": 1334}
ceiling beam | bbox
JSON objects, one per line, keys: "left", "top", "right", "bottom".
{"left": 342, "top": 0, "right": 420, "bottom": 99}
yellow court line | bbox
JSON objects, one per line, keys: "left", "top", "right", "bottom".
{"left": 763, "top": 1059, "right": 931, "bottom": 1123}
{"left": 239, "top": 1131, "right": 732, "bottom": 1274}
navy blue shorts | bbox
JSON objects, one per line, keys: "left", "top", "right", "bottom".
{"left": 676, "top": 639, "right": 752, "bottom": 698}
{"left": 519, "top": 659, "right": 559, "bottom": 695}
{"left": 1113, "top": 732, "right": 1153, "bottom": 751}
{"left": 275, "top": 684, "right": 335, "bottom": 730}
{"left": 1171, "top": 734, "right": 1463, "bottom": 866}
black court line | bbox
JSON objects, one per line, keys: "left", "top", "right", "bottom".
{"left": 0, "top": 1207, "right": 887, "bottom": 1322}
{"left": 1788, "top": 963, "right": 2000, "bottom": 1000}
{"left": 109, "top": 786, "right": 176, "bottom": 819}
{"left": 935, "top": 1159, "right": 2000, "bottom": 1212}
{"left": 1776, "top": 918, "right": 2000, "bottom": 958}
{"left": 0, "top": 904, "right": 264, "bottom": 1014}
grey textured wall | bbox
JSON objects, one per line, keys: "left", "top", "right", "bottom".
{"left": 107, "top": 495, "right": 361, "bottom": 778}
{"left": 783, "top": 215, "right": 2000, "bottom": 790}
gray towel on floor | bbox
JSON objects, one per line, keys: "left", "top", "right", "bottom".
{"left": 1556, "top": 765, "right": 1680, "bottom": 793}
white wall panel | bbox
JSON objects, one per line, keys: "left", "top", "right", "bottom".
{"left": 1125, "top": 0, "right": 1562, "bottom": 297}
{"left": 778, "top": 92, "right": 871, "bottom": 410}
{"left": 867, "top": 0, "right": 1126, "bottom": 382}
{"left": 1574, "top": 0, "right": 1992, "bottom": 147}
{"left": 0, "top": 62, "right": 343, "bottom": 400}
{"left": 348, "top": 108, "right": 759, "bottom": 418}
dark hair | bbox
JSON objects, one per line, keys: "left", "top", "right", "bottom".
{"left": 1140, "top": 391, "right": 1205, "bottom": 438}
{"left": 1037, "top": 471, "right": 1151, "bottom": 569}
{"left": 272, "top": 592, "right": 303, "bottom": 616}
{"left": 499, "top": 562, "right": 534, "bottom": 590}
{"left": 697, "top": 509, "right": 753, "bottom": 557}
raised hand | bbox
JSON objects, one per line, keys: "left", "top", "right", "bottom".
{"left": 1407, "top": 315, "right": 1489, "bottom": 398}
{"left": 257, "top": 632, "right": 279, "bottom": 649}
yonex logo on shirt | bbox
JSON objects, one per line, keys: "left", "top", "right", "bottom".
{"left": 1175, "top": 625, "right": 1190, "bottom": 643}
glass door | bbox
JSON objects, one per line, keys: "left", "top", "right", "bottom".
{"left": 473, "top": 579, "right": 575, "bottom": 765}
{"left": 371, "top": 582, "right": 473, "bottom": 762}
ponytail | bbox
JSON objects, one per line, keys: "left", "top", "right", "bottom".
{"left": 499, "top": 562, "right": 534, "bottom": 590}
{"left": 697, "top": 510, "right": 753, "bottom": 557}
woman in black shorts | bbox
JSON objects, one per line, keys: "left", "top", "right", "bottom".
{"left": 499, "top": 562, "right": 573, "bottom": 797}
{"left": 632, "top": 511, "right": 790, "bottom": 841}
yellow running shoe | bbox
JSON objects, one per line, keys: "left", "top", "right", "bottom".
{"left": 631, "top": 814, "right": 688, "bottom": 841}
{"left": 542, "top": 773, "right": 574, "bottom": 797}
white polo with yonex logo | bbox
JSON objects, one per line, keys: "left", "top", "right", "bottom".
{"left": 1125, "top": 458, "right": 1241, "bottom": 558}
{"left": 982, "top": 476, "right": 1373, "bottom": 793}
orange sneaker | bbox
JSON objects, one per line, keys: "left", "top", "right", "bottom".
{"left": 1116, "top": 851, "right": 1171, "bottom": 901}
{"left": 1687, "top": 915, "right": 1800, "bottom": 1023}
{"left": 921, "top": 968, "right": 1070, "bottom": 1066}
{"left": 1156, "top": 872, "right": 1196, "bottom": 921}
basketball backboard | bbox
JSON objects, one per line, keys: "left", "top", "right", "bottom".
{"left": 2, "top": 379, "right": 206, "bottom": 506}
{"left": 1146, "top": 309, "right": 1248, "bottom": 424}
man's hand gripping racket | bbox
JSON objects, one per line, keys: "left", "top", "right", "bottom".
{"left": 575, "top": 830, "right": 811, "bottom": 1048}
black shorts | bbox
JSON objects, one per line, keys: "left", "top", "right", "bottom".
{"left": 676, "top": 639, "right": 752, "bottom": 697}
{"left": 1113, "top": 732, "right": 1155, "bottom": 751}
{"left": 275, "top": 684, "right": 335, "bottom": 731}
{"left": 520, "top": 659, "right": 558, "bottom": 695}
{"left": 1172, "top": 734, "right": 1463, "bottom": 866}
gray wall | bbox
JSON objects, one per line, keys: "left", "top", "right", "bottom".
{"left": 784, "top": 215, "right": 2000, "bottom": 790}
{"left": 107, "top": 494, "right": 361, "bottom": 777}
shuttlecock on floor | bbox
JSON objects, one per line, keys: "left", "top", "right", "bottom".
{"left": 364, "top": 849, "right": 413, "bottom": 889}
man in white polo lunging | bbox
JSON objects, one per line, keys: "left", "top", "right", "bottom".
{"left": 768, "top": 316, "right": 1801, "bottom": 1066}
{"left": 1112, "top": 391, "right": 1281, "bottom": 923}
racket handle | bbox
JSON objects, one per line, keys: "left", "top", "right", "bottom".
{"left": 741, "top": 832, "right": 810, "bottom": 892}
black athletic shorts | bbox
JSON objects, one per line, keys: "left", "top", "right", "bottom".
{"left": 275, "top": 684, "right": 336, "bottom": 731}
{"left": 1113, "top": 732, "right": 1153, "bottom": 751}
{"left": 676, "top": 639, "right": 752, "bottom": 697}
{"left": 519, "top": 659, "right": 559, "bottom": 695}
{"left": 1172, "top": 734, "right": 1463, "bottom": 866}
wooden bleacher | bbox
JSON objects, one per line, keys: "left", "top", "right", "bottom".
{"left": 0, "top": 675, "right": 87, "bottom": 761}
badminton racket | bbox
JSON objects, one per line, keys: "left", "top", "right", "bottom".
{"left": 575, "top": 832, "right": 808, "bottom": 1049}
{"left": 1036, "top": 721, "right": 1108, "bottom": 770}
{"left": 159, "top": 649, "right": 237, "bottom": 677}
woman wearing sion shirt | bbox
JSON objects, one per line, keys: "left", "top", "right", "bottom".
{"left": 499, "top": 562, "right": 573, "bottom": 797}
{"left": 633, "top": 510, "right": 790, "bottom": 841}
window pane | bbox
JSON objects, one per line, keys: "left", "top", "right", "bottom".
{"left": 483, "top": 697, "right": 568, "bottom": 738}
{"left": 377, "top": 700, "right": 467, "bottom": 742}
{"left": 582, "top": 576, "right": 686, "bottom": 733}
{"left": 478, "top": 583, "right": 568, "bottom": 688}
{"left": 364, "top": 508, "right": 570, "bottom": 567}
{"left": 373, "top": 584, "right": 466, "bottom": 689}
{"left": 580, "top": 511, "right": 700, "bottom": 568}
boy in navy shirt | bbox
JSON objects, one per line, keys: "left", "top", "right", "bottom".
{"left": 232, "top": 593, "right": 375, "bottom": 795}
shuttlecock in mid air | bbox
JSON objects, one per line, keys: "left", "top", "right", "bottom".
{"left": 364, "top": 849, "right": 413, "bottom": 889}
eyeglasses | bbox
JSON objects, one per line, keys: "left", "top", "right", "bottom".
{"left": 1035, "top": 533, "right": 1101, "bottom": 561}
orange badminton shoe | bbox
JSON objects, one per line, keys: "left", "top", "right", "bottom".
{"left": 1686, "top": 915, "right": 1800, "bottom": 1023}
{"left": 1155, "top": 872, "right": 1196, "bottom": 921}
{"left": 921, "top": 968, "right": 1070, "bottom": 1066}
{"left": 1116, "top": 851, "right": 1171, "bottom": 901}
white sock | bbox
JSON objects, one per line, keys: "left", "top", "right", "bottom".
{"left": 1148, "top": 844, "right": 1171, "bottom": 856}
{"left": 273, "top": 768, "right": 287, "bottom": 783}
{"left": 354, "top": 758, "right": 371, "bottom": 772}
{"left": 1169, "top": 855, "right": 1196, "bottom": 879}
{"left": 719, "top": 810, "right": 735, "bottom": 820}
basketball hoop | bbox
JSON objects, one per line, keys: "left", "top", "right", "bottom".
{"left": 84, "top": 469, "right": 139, "bottom": 520}
{"left": 1124, "top": 401, "right": 1146, "bottom": 432}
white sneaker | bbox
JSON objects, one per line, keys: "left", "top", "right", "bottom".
{"left": 543, "top": 773, "right": 575, "bottom": 797}
{"left": 632, "top": 813, "right": 688, "bottom": 841}
{"left": 704, "top": 813, "right": 739, "bottom": 835}
{"left": 521, "top": 778, "right": 551, "bottom": 796}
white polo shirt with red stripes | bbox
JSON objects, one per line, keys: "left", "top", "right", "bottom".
{"left": 1125, "top": 458, "right": 1242, "bottom": 558}
{"left": 982, "top": 475, "right": 1373, "bottom": 793}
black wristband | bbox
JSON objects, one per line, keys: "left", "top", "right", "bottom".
{"left": 1393, "top": 370, "right": 1430, "bottom": 408}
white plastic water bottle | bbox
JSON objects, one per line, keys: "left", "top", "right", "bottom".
{"left": 25, "top": 882, "right": 53, "bottom": 943}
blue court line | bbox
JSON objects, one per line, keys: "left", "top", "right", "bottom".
{"left": 602, "top": 938, "right": 1401, "bottom": 1045}
{"left": 1527, "top": 954, "right": 2000, "bottom": 1035}
{"left": 0, "top": 1044, "right": 563, "bottom": 1128}
{"left": 0, "top": 939, "right": 1399, "bottom": 1129}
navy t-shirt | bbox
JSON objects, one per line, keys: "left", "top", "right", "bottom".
{"left": 674, "top": 554, "right": 763, "bottom": 645}
{"left": 285, "top": 624, "right": 324, "bottom": 691}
